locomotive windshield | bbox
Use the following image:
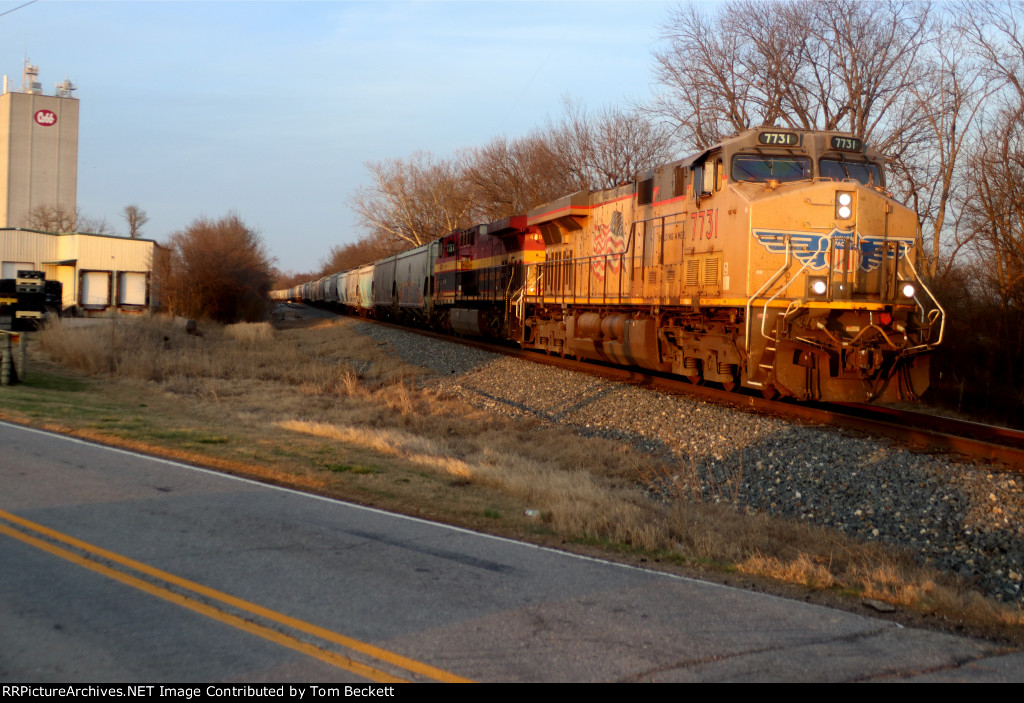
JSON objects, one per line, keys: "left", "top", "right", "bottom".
{"left": 731, "top": 154, "right": 811, "bottom": 183}
{"left": 819, "top": 158, "right": 883, "bottom": 185}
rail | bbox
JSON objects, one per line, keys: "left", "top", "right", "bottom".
{"left": 358, "top": 314, "right": 1024, "bottom": 471}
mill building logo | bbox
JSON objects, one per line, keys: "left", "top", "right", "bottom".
{"left": 34, "top": 110, "right": 57, "bottom": 126}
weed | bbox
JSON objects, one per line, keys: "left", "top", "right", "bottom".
{"left": 197, "top": 436, "right": 229, "bottom": 444}
{"left": 641, "top": 453, "right": 744, "bottom": 504}
{"left": 224, "top": 322, "right": 274, "bottom": 344}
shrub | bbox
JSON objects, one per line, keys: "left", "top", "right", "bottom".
{"left": 156, "top": 214, "right": 274, "bottom": 323}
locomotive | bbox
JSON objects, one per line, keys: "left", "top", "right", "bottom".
{"left": 277, "top": 127, "right": 944, "bottom": 404}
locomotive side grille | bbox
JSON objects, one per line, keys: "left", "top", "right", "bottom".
{"left": 685, "top": 259, "right": 700, "bottom": 287}
{"left": 704, "top": 257, "right": 720, "bottom": 286}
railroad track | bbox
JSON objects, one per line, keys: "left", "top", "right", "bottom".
{"left": 355, "top": 313, "right": 1024, "bottom": 472}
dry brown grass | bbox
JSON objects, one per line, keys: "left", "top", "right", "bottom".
{"left": 28, "top": 312, "right": 1024, "bottom": 640}
{"left": 224, "top": 321, "right": 275, "bottom": 343}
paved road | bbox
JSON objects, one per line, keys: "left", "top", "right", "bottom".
{"left": 1, "top": 421, "right": 1021, "bottom": 682}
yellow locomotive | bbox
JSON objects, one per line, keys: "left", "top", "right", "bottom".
{"left": 517, "top": 128, "right": 943, "bottom": 403}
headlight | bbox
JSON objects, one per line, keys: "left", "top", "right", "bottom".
{"left": 808, "top": 276, "right": 828, "bottom": 297}
{"left": 836, "top": 191, "right": 853, "bottom": 219}
{"left": 900, "top": 282, "right": 916, "bottom": 299}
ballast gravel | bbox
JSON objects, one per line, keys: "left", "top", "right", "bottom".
{"left": 357, "top": 322, "right": 1024, "bottom": 607}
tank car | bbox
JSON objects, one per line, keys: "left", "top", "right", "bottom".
{"left": 516, "top": 128, "right": 943, "bottom": 403}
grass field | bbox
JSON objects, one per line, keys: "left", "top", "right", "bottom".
{"left": 2, "top": 311, "right": 1020, "bottom": 644}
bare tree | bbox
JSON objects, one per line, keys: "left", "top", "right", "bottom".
{"left": 349, "top": 151, "right": 472, "bottom": 250}
{"left": 157, "top": 213, "right": 275, "bottom": 323}
{"left": 24, "top": 204, "right": 110, "bottom": 234}
{"left": 272, "top": 268, "right": 320, "bottom": 292}
{"left": 651, "top": 2, "right": 751, "bottom": 148}
{"left": 461, "top": 98, "right": 677, "bottom": 226}
{"left": 956, "top": 1, "right": 1024, "bottom": 296}
{"left": 807, "top": 0, "right": 933, "bottom": 145}
{"left": 318, "top": 235, "right": 398, "bottom": 276}
{"left": 651, "top": 1, "right": 933, "bottom": 151}
{"left": 966, "top": 115, "right": 1024, "bottom": 309}
{"left": 122, "top": 204, "right": 150, "bottom": 239}
{"left": 549, "top": 98, "right": 678, "bottom": 190}
{"left": 873, "top": 10, "right": 996, "bottom": 278}
{"left": 962, "top": 0, "right": 1024, "bottom": 101}
{"left": 24, "top": 204, "right": 76, "bottom": 233}
{"left": 465, "top": 132, "right": 579, "bottom": 222}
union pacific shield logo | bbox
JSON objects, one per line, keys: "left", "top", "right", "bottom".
{"left": 858, "top": 234, "right": 914, "bottom": 272}
{"left": 752, "top": 229, "right": 845, "bottom": 270}
{"left": 753, "top": 228, "right": 912, "bottom": 272}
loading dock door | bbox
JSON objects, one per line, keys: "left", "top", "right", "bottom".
{"left": 2, "top": 262, "right": 34, "bottom": 278}
{"left": 80, "top": 271, "right": 111, "bottom": 307}
{"left": 118, "top": 272, "right": 147, "bottom": 305}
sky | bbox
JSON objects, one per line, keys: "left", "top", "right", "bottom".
{"left": 1, "top": 0, "right": 681, "bottom": 273}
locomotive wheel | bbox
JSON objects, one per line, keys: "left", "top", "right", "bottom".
{"left": 685, "top": 375, "right": 703, "bottom": 386}
{"left": 722, "top": 381, "right": 737, "bottom": 392}
{"left": 761, "top": 385, "right": 779, "bottom": 400}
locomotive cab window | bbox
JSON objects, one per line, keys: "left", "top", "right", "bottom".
{"left": 637, "top": 178, "right": 654, "bottom": 205}
{"left": 819, "top": 158, "right": 883, "bottom": 186}
{"left": 673, "top": 166, "right": 687, "bottom": 197}
{"left": 731, "top": 154, "right": 811, "bottom": 183}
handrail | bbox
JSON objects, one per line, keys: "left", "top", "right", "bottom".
{"left": 745, "top": 237, "right": 792, "bottom": 353}
{"left": 760, "top": 255, "right": 815, "bottom": 340}
{"left": 901, "top": 254, "right": 946, "bottom": 352}
{"left": 513, "top": 267, "right": 543, "bottom": 323}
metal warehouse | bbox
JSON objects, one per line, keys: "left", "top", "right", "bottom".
{"left": 0, "top": 227, "right": 156, "bottom": 313}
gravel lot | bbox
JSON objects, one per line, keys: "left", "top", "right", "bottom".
{"left": 357, "top": 322, "right": 1024, "bottom": 607}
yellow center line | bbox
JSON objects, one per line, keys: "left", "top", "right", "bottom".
{"left": 0, "top": 508, "right": 472, "bottom": 683}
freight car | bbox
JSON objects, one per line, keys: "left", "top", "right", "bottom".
{"left": 276, "top": 127, "right": 943, "bottom": 404}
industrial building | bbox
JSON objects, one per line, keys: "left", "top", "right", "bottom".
{"left": 0, "top": 228, "right": 154, "bottom": 312}
{"left": 0, "top": 61, "right": 155, "bottom": 315}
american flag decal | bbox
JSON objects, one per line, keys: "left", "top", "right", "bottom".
{"left": 592, "top": 211, "right": 627, "bottom": 280}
